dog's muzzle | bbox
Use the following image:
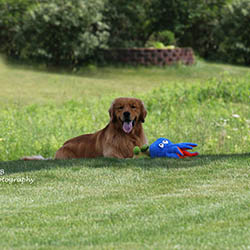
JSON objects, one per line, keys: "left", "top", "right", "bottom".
{"left": 122, "top": 112, "right": 136, "bottom": 133}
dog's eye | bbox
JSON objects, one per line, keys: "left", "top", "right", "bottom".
{"left": 118, "top": 106, "right": 123, "bottom": 110}
{"left": 159, "top": 143, "right": 164, "bottom": 148}
{"left": 131, "top": 105, "right": 136, "bottom": 109}
{"left": 162, "top": 140, "right": 168, "bottom": 144}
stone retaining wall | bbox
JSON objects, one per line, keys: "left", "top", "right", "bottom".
{"left": 103, "top": 48, "right": 194, "bottom": 66}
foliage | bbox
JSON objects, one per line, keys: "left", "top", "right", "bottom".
{"left": 180, "top": 0, "right": 228, "bottom": 58}
{"left": 145, "top": 30, "right": 176, "bottom": 48}
{"left": 156, "top": 30, "right": 176, "bottom": 46}
{"left": 218, "top": 0, "right": 250, "bottom": 65}
{"left": 104, "top": 0, "right": 154, "bottom": 48}
{"left": 1, "top": 0, "right": 250, "bottom": 65}
{"left": 149, "top": 0, "right": 230, "bottom": 58}
{"left": 92, "top": 0, "right": 238, "bottom": 60}
{"left": 0, "top": 0, "right": 34, "bottom": 55}
{"left": 13, "top": 0, "right": 109, "bottom": 65}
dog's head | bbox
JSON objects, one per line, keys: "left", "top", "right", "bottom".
{"left": 109, "top": 97, "right": 147, "bottom": 134}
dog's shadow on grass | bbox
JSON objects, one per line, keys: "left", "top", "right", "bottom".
{"left": 0, "top": 153, "right": 249, "bottom": 175}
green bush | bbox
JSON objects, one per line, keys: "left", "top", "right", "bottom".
{"left": 157, "top": 30, "right": 176, "bottom": 46}
{"left": 145, "top": 0, "right": 229, "bottom": 58}
{"left": 104, "top": 0, "right": 156, "bottom": 48}
{"left": 217, "top": 0, "right": 250, "bottom": 65}
{"left": 14, "top": 0, "right": 109, "bottom": 65}
{"left": 1, "top": 0, "right": 250, "bottom": 65}
{"left": 145, "top": 30, "right": 176, "bottom": 48}
{"left": 0, "top": 0, "right": 34, "bottom": 55}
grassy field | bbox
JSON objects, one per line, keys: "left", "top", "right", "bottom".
{"left": 1, "top": 56, "right": 250, "bottom": 106}
{"left": 0, "top": 56, "right": 250, "bottom": 249}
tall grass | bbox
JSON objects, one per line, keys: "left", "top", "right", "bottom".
{"left": 0, "top": 74, "right": 249, "bottom": 160}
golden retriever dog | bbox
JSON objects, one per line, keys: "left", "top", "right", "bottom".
{"left": 23, "top": 97, "right": 147, "bottom": 160}
{"left": 54, "top": 97, "right": 147, "bottom": 159}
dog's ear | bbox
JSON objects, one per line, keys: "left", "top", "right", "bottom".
{"left": 139, "top": 101, "right": 147, "bottom": 123}
{"left": 108, "top": 101, "right": 117, "bottom": 122}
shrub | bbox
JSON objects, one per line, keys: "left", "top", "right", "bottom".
{"left": 217, "top": 0, "right": 250, "bottom": 65}
{"left": 156, "top": 30, "right": 176, "bottom": 46}
{"left": 0, "top": 0, "right": 34, "bottom": 55}
{"left": 14, "top": 0, "right": 109, "bottom": 65}
{"left": 104, "top": 0, "right": 154, "bottom": 48}
{"left": 145, "top": 30, "right": 176, "bottom": 48}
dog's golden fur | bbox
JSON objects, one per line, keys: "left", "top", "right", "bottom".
{"left": 54, "top": 97, "right": 147, "bottom": 159}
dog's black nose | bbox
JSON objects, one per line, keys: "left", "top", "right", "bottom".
{"left": 123, "top": 112, "right": 130, "bottom": 118}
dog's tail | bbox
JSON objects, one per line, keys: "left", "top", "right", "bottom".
{"left": 21, "top": 155, "right": 52, "bottom": 160}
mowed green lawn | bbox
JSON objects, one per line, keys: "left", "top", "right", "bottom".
{"left": 1, "top": 56, "right": 249, "bottom": 106}
{"left": 0, "top": 56, "right": 250, "bottom": 249}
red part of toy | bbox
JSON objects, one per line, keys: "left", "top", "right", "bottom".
{"left": 177, "top": 147, "right": 199, "bottom": 159}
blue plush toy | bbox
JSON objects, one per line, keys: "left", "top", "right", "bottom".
{"left": 133, "top": 138, "right": 198, "bottom": 159}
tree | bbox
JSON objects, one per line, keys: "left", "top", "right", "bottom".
{"left": 104, "top": 0, "right": 154, "bottom": 48}
{"left": 104, "top": 0, "right": 230, "bottom": 59}
{"left": 148, "top": 0, "right": 230, "bottom": 57}
{"left": 218, "top": 0, "right": 250, "bottom": 65}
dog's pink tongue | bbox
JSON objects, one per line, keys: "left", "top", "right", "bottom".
{"left": 123, "top": 121, "right": 133, "bottom": 133}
